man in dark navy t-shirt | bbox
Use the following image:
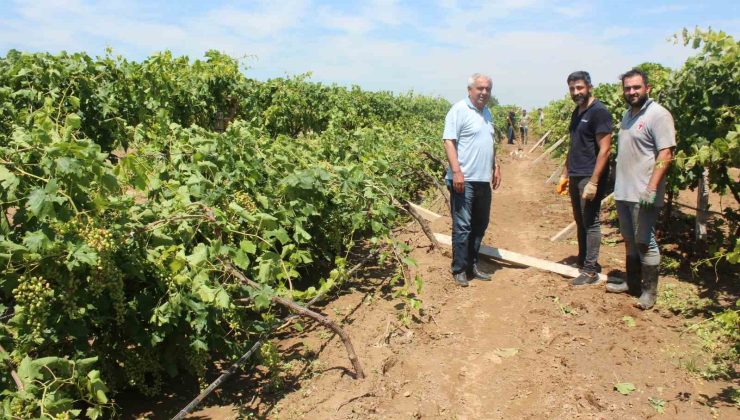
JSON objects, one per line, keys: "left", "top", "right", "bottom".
{"left": 555, "top": 71, "right": 613, "bottom": 286}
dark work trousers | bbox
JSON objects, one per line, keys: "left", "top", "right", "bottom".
{"left": 568, "top": 176, "right": 604, "bottom": 274}
{"left": 447, "top": 181, "right": 492, "bottom": 275}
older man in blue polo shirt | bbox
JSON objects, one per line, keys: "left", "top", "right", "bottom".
{"left": 443, "top": 73, "right": 502, "bottom": 287}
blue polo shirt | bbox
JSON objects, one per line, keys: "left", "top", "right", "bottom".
{"left": 442, "top": 98, "right": 495, "bottom": 182}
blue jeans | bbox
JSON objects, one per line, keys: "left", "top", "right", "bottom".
{"left": 616, "top": 201, "right": 660, "bottom": 266}
{"left": 507, "top": 126, "right": 514, "bottom": 144}
{"left": 447, "top": 181, "right": 492, "bottom": 275}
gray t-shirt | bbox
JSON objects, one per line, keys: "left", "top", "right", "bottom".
{"left": 443, "top": 98, "right": 495, "bottom": 182}
{"left": 614, "top": 99, "right": 676, "bottom": 207}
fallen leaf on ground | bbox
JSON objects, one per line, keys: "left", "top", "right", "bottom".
{"left": 614, "top": 382, "right": 636, "bottom": 395}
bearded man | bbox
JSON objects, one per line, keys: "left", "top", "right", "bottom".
{"left": 556, "top": 71, "right": 613, "bottom": 286}
{"left": 606, "top": 68, "right": 676, "bottom": 310}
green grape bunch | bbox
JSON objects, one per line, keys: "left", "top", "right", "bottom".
{"left": 123, "top": 348, "right": 163, "bottom": 397}
{"left": 13, "top": 275, "right": 55, "bottom": 337}
{"left": 234, "top": 191, "right": 257, "bottom": 213}
{"left": 82, "top": 226, "right": 116, "bottom": 254}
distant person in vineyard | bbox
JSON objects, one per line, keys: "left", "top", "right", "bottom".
{"left": 506, "top": 109, "right": 516, "bottom": 144}
{"left": 519, "top": 109, "right": 529, "bottom": 144}
{"left": 443, "top": 73, "right": 502, "bottom": 287}
{"left": 606, "top": 68, "right": 675, "bottom": 310}
{"left": 556, "top": 71, "right": 612, "bottom": 286}
{"left": 538, "top": 108, "right": 544, "bottom": 128}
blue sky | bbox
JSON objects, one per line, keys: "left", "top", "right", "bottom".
{"left": 1, "top": 0, "right": 737, "bottom": 108}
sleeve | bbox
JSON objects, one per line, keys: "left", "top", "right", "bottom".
{"left": 442, "top": 107, "right": 458, "bottom": 140}
{"left": 593, "top": 107, "right": 613, "bottom": 135}
{"left": 651, "top": 110, "right": 677, "bottom": 151}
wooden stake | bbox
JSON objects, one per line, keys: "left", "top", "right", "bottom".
{"left": 531, "top": 135, "right": 566, "bottom": 165}
{"left": 550, "top": 193, "right": 614, "bottom": 242}
{"left": 434, "top": 233, "right": 620, "bottom": 283}
{"left": 528, "top": 130, "right": 551, "bottom": 153}
{"left": 545, "top": 163, "right": 564, "bottom": 184}
{"left": 408, "top": 202, "right": 443, "bottom": 222}
{"left": 696, "top": 167, "right": 709, "bottom": 242}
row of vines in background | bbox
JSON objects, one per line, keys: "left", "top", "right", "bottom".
{"left": 534, "top": 28, "right": 738, "bottom": 380}
{"left": 0, "top": 49, "right": 450, "bottom": 417}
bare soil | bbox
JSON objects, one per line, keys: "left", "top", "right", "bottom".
{"left": 127, "top": 142, "right": 738, "bottom": 419}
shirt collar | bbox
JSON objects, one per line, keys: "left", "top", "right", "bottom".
{"left": 465, "top": 97, "right": 485, "bottom": 113}
{"left": 629, "top": 98, "right": 654, "bottom": 118}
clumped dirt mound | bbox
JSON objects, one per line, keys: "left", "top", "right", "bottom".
{"left": 181, "top": 143, "right": 735, "bottom": 419}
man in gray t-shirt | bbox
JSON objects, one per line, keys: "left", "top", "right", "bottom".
{"left": 607, "top": 68, "right": 676, "bottom": 310}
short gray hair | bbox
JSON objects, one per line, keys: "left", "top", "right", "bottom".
{"left": 468, "top": 73, "right": 492, "bottom": 88}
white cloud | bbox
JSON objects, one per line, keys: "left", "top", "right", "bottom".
{"left": 0, "top": 0, "right": 733, "bottom": 110}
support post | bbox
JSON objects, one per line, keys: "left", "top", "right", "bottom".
{"left": 696, "top": 167, "right": 709, "bottom": 242}
{"left": 531, "top": 136, "right": 566, "bottom": 165}
{"left": 528, "top": 130, "right": 551, "bottom": 153}
{"left": 546, "top": 162, "right": 564, "bottom": 184}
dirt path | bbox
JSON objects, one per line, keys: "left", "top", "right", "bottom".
{"left": 188, "top": 143, "right": 736, "bottom": 419}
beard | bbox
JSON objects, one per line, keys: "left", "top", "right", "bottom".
{"left": 571, "top": 91, "right": 591, "bottom": 106}
{"left": 625, "top": 92, "right": 649, "bottom": 108}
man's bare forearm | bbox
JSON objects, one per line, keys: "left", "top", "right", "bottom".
{"left": 590, "top": 133, "right": 612, "bottom": 184}
{"left": 647, "top": 147, "right": 674, "bottom": 190}
{"left": 443, "top": 139, "right": 461, "bottom": 173}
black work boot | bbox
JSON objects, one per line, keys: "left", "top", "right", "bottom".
{"left": 453, "top": 272, "right": 469, "bottom": 287}
{"left": 636, "top": 264, "right": 659, "bottom": 310}
{"left": 468, "top": 264, "right": 492, "bottom": 281}
{"left": 606, "top": 255, "right": 641, "bottom": 296}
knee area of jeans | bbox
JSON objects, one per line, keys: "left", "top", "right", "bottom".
{"left": 637, "top": 243, "right": 650, "bottom": 254}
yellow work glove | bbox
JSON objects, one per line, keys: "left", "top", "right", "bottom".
{"left": 581, "top": 181, "right": 598, "bottom": 200}
{"left": 555, "top": 176, "right": 569, "bottom": 195}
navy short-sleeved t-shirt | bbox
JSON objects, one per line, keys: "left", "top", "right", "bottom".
{"left": 567, "top": 99, "right": 613, "bottom": 177}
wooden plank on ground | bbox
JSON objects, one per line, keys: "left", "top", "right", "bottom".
{"left": 434, "top": 233, "right": 617, "bottom": 282}
{"left": 527, "top": 130, "right": 551, "bottom": 153}
{"left": 549, "top": 193, "right": 615, "bottom": 242}
{"left": 409, "top": 202, "right": 443, "bottom": 222}
{"left": 531, "top": 135, "right": 566, "bottom": 165}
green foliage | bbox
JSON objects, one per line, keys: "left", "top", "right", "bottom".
{"left": 663, "top": 29, "right": 739, "bottom": 265}
{"left": 648, "top": 396, "right": 666, "bottom": 413}
{"left": 0, "top": 49, "right": 448, "bottom": 416}
{"left": 539, "top": 28, "right": 739, "bottom": 267}
{"left": 539, "top": 96, "right": 572, "bottom": 154}
{"left": 686, "top": 305, "right": 739, "bottom": 379}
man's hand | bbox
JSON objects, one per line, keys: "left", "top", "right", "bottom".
{"left": 639, "top": 188, "right": 657, "bottom": 207}
{"left": 581, "top": 181, "right": 598, "bottom": 200}
{"left": 452, "top": 170, "right": 465, "bottom": 193}
{"left": 556, "top": 176, "right": 569, "bottom": 195}
{"left": 492, "top": 166, "right": 501, "bottom": 190}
